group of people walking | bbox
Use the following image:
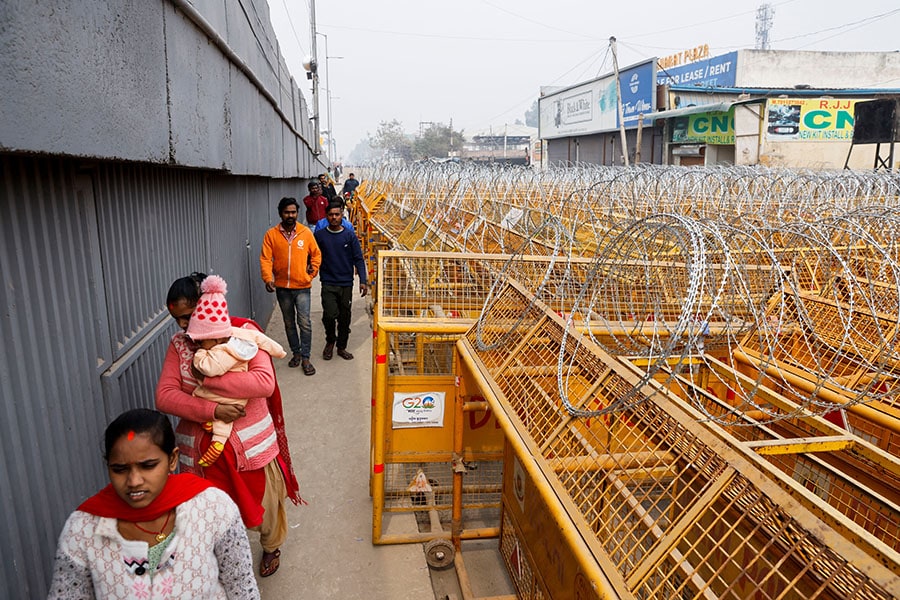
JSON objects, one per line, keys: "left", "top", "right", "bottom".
{"left": 261, "top": 172, "right": 368, "bottom": 375}
{"left": 47, "top": 173, "right": 367, "bottom": 599}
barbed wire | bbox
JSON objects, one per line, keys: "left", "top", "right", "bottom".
{"left": 361, "top": 162, "right": 900, "bottom": 425}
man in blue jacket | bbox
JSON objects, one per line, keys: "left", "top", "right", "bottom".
{"left": 314, "top": 202, "right": 368, "bottom": 360}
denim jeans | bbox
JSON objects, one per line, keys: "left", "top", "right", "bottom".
{"left": 320, "top": 284, "right": 353, "bottom": 349}
{"left": 276, "top": 287, "right": 311, "bottom": 358}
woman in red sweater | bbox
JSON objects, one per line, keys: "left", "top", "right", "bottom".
{"left": 155, "top": 273, "right": 302, "bottom": 578}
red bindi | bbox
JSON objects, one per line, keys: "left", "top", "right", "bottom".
{"left": 127, "top": 430, "right": 135, "bottom": 441}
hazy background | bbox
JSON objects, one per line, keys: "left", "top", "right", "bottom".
{"left": 267, "top": 0, "right": 900, "bottom": 164}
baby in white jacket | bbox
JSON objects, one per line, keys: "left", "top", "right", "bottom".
{"left": 192, "top": 328, "right": 286, "bottom": 466}
{"left": 185, "top": 275, "right": 286, "bottom": 467}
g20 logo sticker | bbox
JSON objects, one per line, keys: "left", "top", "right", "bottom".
{"left": 402, "top": 395, "right": 436, "bottom": 409}
{"left": 392, "top": 391, "right": 445, "bottom": 429}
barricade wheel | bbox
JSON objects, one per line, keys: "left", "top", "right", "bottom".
{"left": 424, "top": 539, "right": 455, "bottom": 569}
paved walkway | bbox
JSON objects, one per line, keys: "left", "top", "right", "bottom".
{"left": 250, "top": 278, "right": 435, "bottom": 599}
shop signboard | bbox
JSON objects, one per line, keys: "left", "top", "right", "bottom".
{"left": 657, "top": 51, "right": 737, "bottom": 88}
{"left": 539, "top": 60, "right": 655, "bottom": 138}
{"left": 765, "top": 98, "right": 857, "bottom": 141}
{"left": 671, "top": 109, "right": 734, "bottom": 145}
{"left": 539, "top": 76, "right": 617, "bottom": 139}
{"left": 618, "top": 61, "right": 656, "bottom": 126}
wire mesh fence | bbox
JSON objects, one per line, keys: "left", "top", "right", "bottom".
{"left": 359, "top": 164, "right": 900, "bottom": 428}
{"left": 462, "top": 279, "right": 899, "bottom": 599}
{"left": 362, "top": 164, "right": 900, "bottom": 597}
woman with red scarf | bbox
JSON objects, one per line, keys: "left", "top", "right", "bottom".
{"left": 155, "top": 273, "right": 302, "bottom": 578}
{"left": 48, "top": 409, "right": 258, "bottom": 599}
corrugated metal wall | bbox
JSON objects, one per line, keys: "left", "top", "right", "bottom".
{"left": 0, "top": 154, "right": 303, "bottom": 598}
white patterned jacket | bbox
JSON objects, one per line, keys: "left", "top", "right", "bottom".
{"left": 47, "top": 487, "right": 259, "bottom": 600}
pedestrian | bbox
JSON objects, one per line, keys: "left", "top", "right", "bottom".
{"left": 340, "top": 172, "right": 360, "bottom": 197}
{"left": 312, "top": 212, "right": 354, "bottom": 234}
{"left": 318, "top": 173, "right": 338, "bottom": 201}
{"left": 187, "top": 275, "right": 287, "bottom": 467}
{"left": 47, "top": 408, "right": 259, "bottom": 599}
{"left": 303, "top": 181, "right": 329, "bottom": 228}
{"left": 314, "top": 201, "right": 368, "bottom": 361}
{"left": 157, "top": 273, "right": 303, "bottom": 578}
{"left": 260, "top": 197, "right": 321, "bottom": 375}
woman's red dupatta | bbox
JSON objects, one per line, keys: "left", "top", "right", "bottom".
{"left": 77, "top": 473, "right": 213, "bottom": 521}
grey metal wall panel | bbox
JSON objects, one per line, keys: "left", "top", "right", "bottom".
{"left": 1, "top": 153, "right": 307, "bottom": 599}
{"left": 0, "top": 156, "right": 110, "bottom": 598}
{"left": 101, "top": 322, "right": 174, "bottom": 418}
{"left": 93, "top": 164, "right": 208, "bottom": 359}
{"left": 165, "top": 3, "right": 233, "bottom": 170}
{"left": 0, "top": 2, "right": 169, "bottom": 161}
{"left": 0, "top": 0, "right": 316, "bottom": 176}
{"left": 277, "top": 57, "right": 295, "bottom": 125}
{"left": 207, "top": 175, "right": 252, "bottom": 319}
{"left": 239, "top": 0, "right": 280, "bottom": 103}
{"left": 192, "top": 0, "right": 228, "bottom": 32}
{"left": 230, "top": 73, "right": 263, "bottom": 176}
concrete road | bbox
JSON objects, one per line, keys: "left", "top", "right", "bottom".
{"left": 250, "top": 278, "right": 435, "bottom": 599}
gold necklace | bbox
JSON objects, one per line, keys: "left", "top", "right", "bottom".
{"left": 132, "top": 510, "right": 173, "bottom": 542}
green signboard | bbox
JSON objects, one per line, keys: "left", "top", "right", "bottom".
{"left": 671, "top": 109, "right": 734, "bottom": 145}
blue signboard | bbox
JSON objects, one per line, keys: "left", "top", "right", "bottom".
{"left": 618, "top": 61, "right": 656, "bottom": 127}
{"left": 657, "top": 51, "right": 738, "bottom": 88}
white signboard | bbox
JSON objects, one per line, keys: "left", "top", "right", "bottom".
{"left": 392, "top": 391, "right": 445, "bottom": 428}
{"left": 539, "top": 59, "right": 656, "bottom": 139}
{"left": 540, "top": 76, "right": 617, "bottom": 139}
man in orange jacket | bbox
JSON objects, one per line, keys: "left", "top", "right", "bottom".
{"left": 260, "top": 197, "right": 322, "bottom": 375}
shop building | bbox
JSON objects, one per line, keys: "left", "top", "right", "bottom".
{"left": 539, "top": 59, "right": 661, "bottom": 167}
{"left": 540, "top": 50, "right": 900, "bottom": 169}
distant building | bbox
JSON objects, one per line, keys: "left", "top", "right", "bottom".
{"left": 453, "top": 124, "right": 537, "bottom": 165}
{"left": 539, "top": 50, "right": 900, "bottom": 170}
{"left": 651, "top": 87, "right": 900, "bottom": 169}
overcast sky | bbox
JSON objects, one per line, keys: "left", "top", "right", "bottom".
{"left": 266, "top": 0, "right": 900, "bottom": 163}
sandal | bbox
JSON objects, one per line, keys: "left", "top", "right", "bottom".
{"left": 301, "top": 359, "right": 316, "bottom": 376}
{"left": 336, "top": 348, "right": 354, "bottom": 360}
{"left": 260, "top": 548, "right": 281, "bottom": 577}
{"left": 322, "top": 342, "right": 334, "bottom": 361}
{"left": 288, "top": 354, "right": 302, "bottom": 368}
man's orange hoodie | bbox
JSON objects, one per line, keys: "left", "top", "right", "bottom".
{"left": 260, "top": 225, "right": 321, "bottom": 289}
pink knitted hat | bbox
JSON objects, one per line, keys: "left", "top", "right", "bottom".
{"left": 186, "top": 275, "right": 232, "bottom": 340}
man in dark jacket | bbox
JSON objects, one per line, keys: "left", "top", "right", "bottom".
{"left": 314, "top": 202, "right": 368, "bottom": 361}
{"left": 340, "top": 173, "right": 360, "bottom": 197}
{"left": 318, "top": 173, "right": 338, "bottom": 201}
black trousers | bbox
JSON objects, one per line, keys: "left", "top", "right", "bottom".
{"left": 320, "top": 284, "right": 353, "bottom": 349}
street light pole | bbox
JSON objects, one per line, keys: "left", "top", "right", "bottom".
{"left": 316, "top": 32, "right": 330, "bottom": 165}
{"left": 316, "top": 32, "right": 343, "bottom": 168}
{"left": 308, "top": 1, "right": 320, "bottom": 156}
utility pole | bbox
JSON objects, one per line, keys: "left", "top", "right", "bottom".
{"left": 503, "top": 123, "right": 508, "bottom": 160}
{"left": 310, "top": 0, "right": 321, "bottom": 156}
{"left": 634, "top": 114, "right": 644, "bottom": 164}
{"left": 317, "top": 32, "right": 343, "bottom": 166}
{"left": 610, "top": 36, "right": 630, "bottom": 167}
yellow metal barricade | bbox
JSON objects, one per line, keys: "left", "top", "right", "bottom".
{"left": 371, "top": 252, "right": 507, "bottom": 556}
{"left": 358, "top": 165, "right": 900, "bottom": 597}
{"left": 458, "top": 279, "right": 900, "bottom": 599}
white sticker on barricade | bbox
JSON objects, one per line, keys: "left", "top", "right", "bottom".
{"left": 391, "top": 391, "right": 445, "bottom": 428}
